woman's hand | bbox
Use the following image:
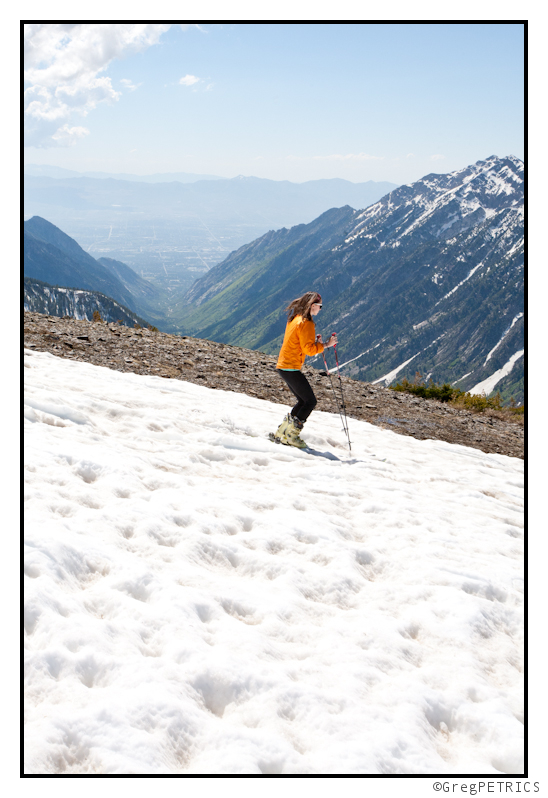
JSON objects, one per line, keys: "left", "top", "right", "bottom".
{"left": 324, "top": 333, "right": 337, "bottom": 349}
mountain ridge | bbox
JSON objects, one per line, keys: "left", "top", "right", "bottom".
{"left": 23, "top": 173, "right": 398, "bottom": 227}
{"left": 175, "top": 155, "right": 524, "bottom": 402}
{"left": 23, "top": 164, "right": 226, "bottom": 182}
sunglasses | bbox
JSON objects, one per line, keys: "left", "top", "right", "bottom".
{"left": 313, "top": 303, "right": 323, "bottom": 308}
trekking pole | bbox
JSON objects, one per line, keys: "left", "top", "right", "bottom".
{"left": 333, "top": 342, "right": 351, "bottom": 452}
{"left": 322, "top": 350, "right": 344, "bottom": 420}
{"left": 322, "top": 347, "right": 351, "bottom": 452}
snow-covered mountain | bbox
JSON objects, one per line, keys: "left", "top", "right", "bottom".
{"left": 24, "top": 277, "right": 152, "bottom": 328}
{"left": 176, "top": 156, "right": 524, "bottom": 403}
{"left": 343, "top": 154, "right": 523, "bottom": 245}
{"left": 24, "top": 350, "right": 523, "bottom": 775}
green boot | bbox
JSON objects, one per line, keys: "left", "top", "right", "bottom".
{"left": 283, "top": 416, "right": 307, "bottom": 449}
{"left": 271, "top": 413, "right": 292, "bottom": 443}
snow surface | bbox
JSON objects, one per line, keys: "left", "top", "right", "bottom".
{"left": 24, "top": 350, "right": 524, "bottom": 775}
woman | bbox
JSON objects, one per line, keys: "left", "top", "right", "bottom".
{"left": 271, "top": 291, "right": 337, "bottom": 448}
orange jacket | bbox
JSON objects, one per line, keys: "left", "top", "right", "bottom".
{"left": 276, "top": 315, "right": 325, "bottom": 370}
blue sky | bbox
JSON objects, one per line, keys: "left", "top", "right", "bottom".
{"left": 24, "top": 23, "right": 524, "bottom": 184}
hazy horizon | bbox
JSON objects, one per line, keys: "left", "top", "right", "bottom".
{"left": 23, "top": 162, "right": 404, "bottom": 185}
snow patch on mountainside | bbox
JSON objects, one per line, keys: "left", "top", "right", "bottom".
{"left": 373, "top": 335, "right": 446, "bottom": 387}
{"left": 336, "top": 343, "right": 382, "bottom": 370}
{"left": 484, "top": 314, "right": 524, "bottom": 366}
{"left": 469, "top": 350, "right": 524, "bottom": 397}
{"left": 454, "top": 372, "right": 473, "bottom": 385}
{"left": 436, "top": 262, "right": 485, "bottom": 305}
{"left": 372, "top": 352, "right": 422, "bottom": 386}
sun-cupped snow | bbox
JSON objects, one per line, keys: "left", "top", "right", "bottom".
{"left": 469, "top": 350, "right": 525, "bottom": 398}
{"left": 24, "top": 351, "right": 523, "bottom": 775}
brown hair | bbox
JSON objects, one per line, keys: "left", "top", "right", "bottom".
{"left": 285, "top": 292, "right": 322, "bottom": 322}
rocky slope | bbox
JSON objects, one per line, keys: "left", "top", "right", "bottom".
{"left": 24, "top": 312, "right": 523, "bottom": 459}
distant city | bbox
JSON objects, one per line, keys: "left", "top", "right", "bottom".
{"left": 42, "top": 213, "right": 270, "bottom": 294}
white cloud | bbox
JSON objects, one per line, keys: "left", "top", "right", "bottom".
{"left": 120, "top": 78, "right": 142, "bottom": 91}
{"left": 430, "top": 154, "right": 446, "bottom": 161}
{"left": 24, "top": 23, "right": 170, "bottom": 148}
{"left": 51, "top": 124, "right": 90, "bottom": 146}
{"left": 179, "top": 74, "right": 200, "bottom": 86}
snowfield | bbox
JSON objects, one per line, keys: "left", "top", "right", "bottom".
{"left": 24, "top": 350, "right": 524, "bottom": 775}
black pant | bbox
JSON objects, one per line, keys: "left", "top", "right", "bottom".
{"left": 277, "top": 369, "right": 317, "bottom": 422}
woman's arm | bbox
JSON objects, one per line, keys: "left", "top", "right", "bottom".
{"left": 299, "top": 321, "right": 338, "bottom": 356}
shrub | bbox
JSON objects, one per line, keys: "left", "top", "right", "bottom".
{"left": 451, "top": 391, "right": 503, "bottom": 412}
{"left": 391, "top": 373, "right": 454, "bottom": 402}
{"left": 508, "top": 399, "right": 525, "bottom": 416}
{"left": 92, "top": 310, "right": 102, "bottom": 322}
{"left": 390, "top": 372, "right": 524, "bottom": 418}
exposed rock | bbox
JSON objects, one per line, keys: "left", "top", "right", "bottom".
{"left": 24, "top": 312, "right": 523, "bottom": 459}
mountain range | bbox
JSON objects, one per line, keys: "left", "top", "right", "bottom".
{"left": 24, "top": 164, "right": 226, "bottom": 182}
{"left": 23, "top": 173, "right": 398, "bottom": 228}
{"left": 175, "top": 155, "right": 524, "bottom": 402}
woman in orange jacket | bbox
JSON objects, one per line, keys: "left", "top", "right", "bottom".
{"left": 271, "top": 291, "right": 337, "bottom": 448}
